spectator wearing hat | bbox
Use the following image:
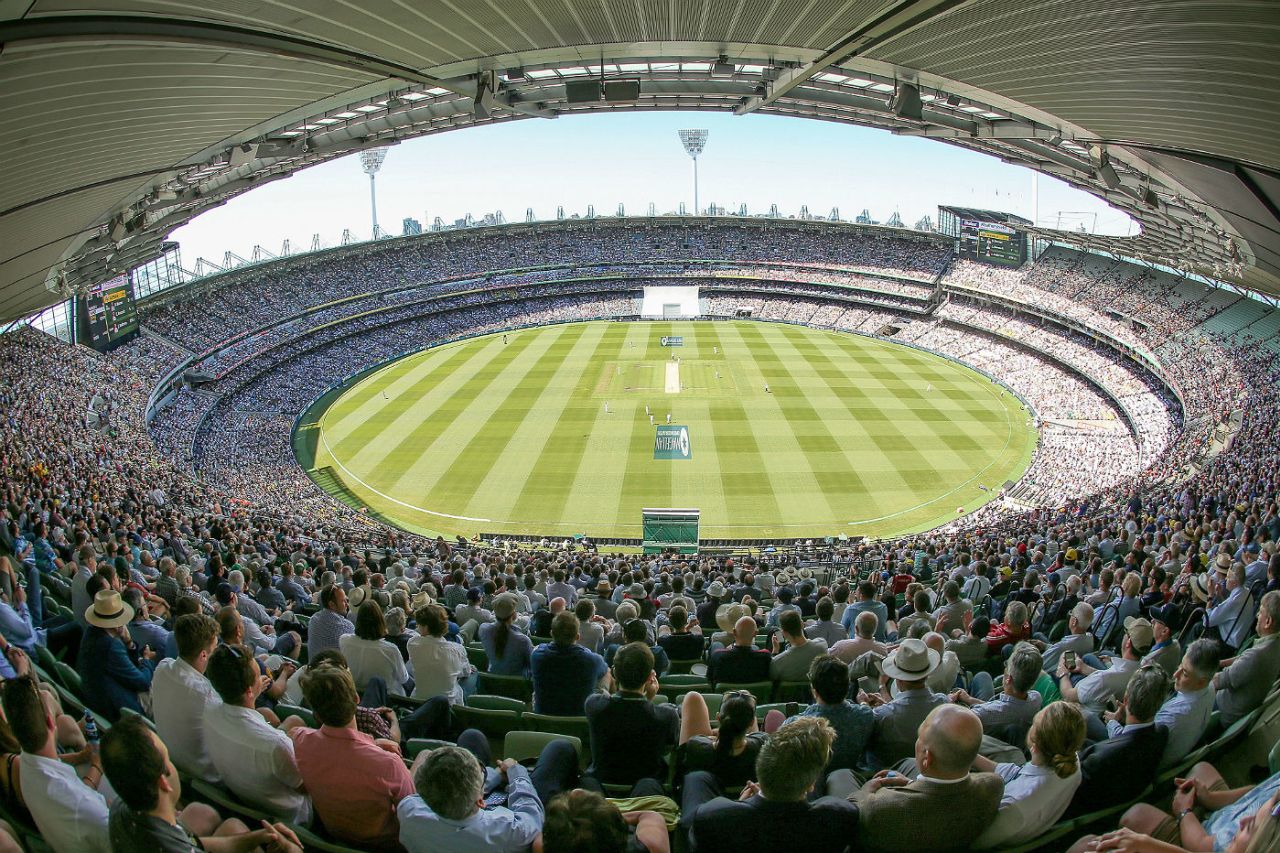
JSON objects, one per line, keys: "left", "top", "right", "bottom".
{"left": 1214, "top": 590, "right": 1280, "bottom": 727}
{"left": 479, "top": 593, "right": 533, "bottom": 677}
{"left": 77, "top": 589, "right": 157, "bottom": 722}
{"left": 530, "top": 611, "right": 608, "bottom": 716}
{"left": 697, "top": 581, "right": 726, "bottom": 634}
{"left": 1141, "top": 603, "right": 1184, "bottom": 676}
{"left": 1038, "top": 602, "right": 1095, "bottom": 673}
{"left": 864, "top": 638, "right": 948, "bottom": 769}
{"left": 1206, "top": 562, "right": 1256, "bottom": 651}
{"left": 707, "top": 616, "right": 771, "bottom": 687}
{"left": 1057, "top": 616, "right": 1153, "bottom": 741}
{"left": 1065, "top": 665, "right": 1170, "bottom": 819}
{"left": 1150, "top": 638, "right": 1219, "bottom": 767}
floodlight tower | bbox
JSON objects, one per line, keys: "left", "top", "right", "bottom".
{"left": 359, "top": 147, "right": 389, "bottom": 238}
{"left": 677, "top": 129, "right": 709, "bottom": 215}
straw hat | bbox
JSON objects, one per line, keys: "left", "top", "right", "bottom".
{"left": 86, "top": 589, "right": 134, "bottom": 629}
{"left": 1187, "top": 573, "right": 1211, "bottom": 603}
{"left": 706, "top": 581, "right": 727, "bottom": 598}
{"left": 349, "top": 585, "right": 370, "bottom": 609}
{"left": 880, "top": 638, "right": 940, "bottom": 682}
{"left": 715, "top": 602, "right": 749, "bottom": 633}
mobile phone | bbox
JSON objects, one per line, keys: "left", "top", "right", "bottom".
{"left": 1064, "top": 651, "right": 1077, "bottom": 670}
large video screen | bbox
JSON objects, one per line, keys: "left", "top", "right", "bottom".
{"left": 78, "top": 274, "right": 139, "bottom": 351}
{"left": 958, "top": 218, "right": 1026, "bottom": 267}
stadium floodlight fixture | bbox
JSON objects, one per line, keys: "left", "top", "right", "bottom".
{"left": 359, "top": 146, "right": 390, "bottom": 238}
{"left": 678, "top": 129, "right": 709, "bottom": 215}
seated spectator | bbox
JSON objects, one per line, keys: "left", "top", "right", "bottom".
{"left": 341, "top": 600, "right": 410, "bottom": 695}
{"left": 657, "top": 606, "right": 703, "bottom": 662}
{"left": 1214, "top": 590, "right": 1279, "bottom": 726}
{"left": 213, "top": 607, "right": 291, "bottom": 703}
{"left": 765, "top": 587, "right": 800, "bottom": 628}
{"left": 1141, "top": 603, "right": 1184, "bottom": 676}
{"left": 384, "top": 606, "right": 413, "bottom": 661}
{"left": 150, "top": 614, "right": 221, "bottom": 781}
{"left": 686, "top": 716, "right": 860, "bottom": 853}
{"left": 1110, "top": 760, "right": 1280, "bottom": 851}
{"left": 1206, "top": 564, "right": 1255, "bottom": 651}
{"left": 986, "top": 600, "right": 1032, "bottom": 657}
{"left": 306, "top": 583, "right": 354, "bottom": 658}
{"left": 398, "top": 734, "right": 579, "bottom": 853}
{"left": 795, "top": 654, "right": 874, "bottom": 775}
{"left": 574, "top": 599, "right": 604, "bottom": 654}
{"left": 1038, "top": 602, "right": 1095, "bottom": 673}
{"left": 678, "top": 690, "right": 766, "bottom": 789}
{"left": 708, "top": 616, "right": 771, "bottom": 686}
{"left": 804, "top": 597, "right": 848, "bottom": 646}
{"left": 865, "top": 639, "right": 947, "bottom": 769}
{"left": 543, "top": 788, "right": 670, "bottom": 853}
{"left": 894, "top": 590, "right": 935, "bottom": 639}
{"left": 583, "top": 643, "right": 678, "bottom": 792}
{"left": 844, "top": 705, "right": 1002, "bottom": 853}
{"left": 1058, "top": 616, "right": 1151, "bottom": 734}
{"left": 769, "top": 610, "right": 828, "bottom": 682}
{"left": 479, "top": 594, "right": 533, "bottom": 676}
{"left": 930, "top": 582, "right": 972, "bottom": 636}
{"left": 1065, "top": 664, "right": 1171, "bottom": 818}
{"left": 100, "top": 714, "right": 302, "bottom": 853}
{"left": 950, "top": 641, "right": 1043, "bottom": 739}
{"left": 203, "top": 644, "right": 311, "bottom": 824}
{"left": 122, "top": 587, "right": 170, "bottom": 656}
{"left": 1155, "top": 638, "right": 1219, "bottom": 768}
{"left": 529, "top": 597, "right": 564, "bottom": 639}
{"left": 970, "top": 702, "right": 1086, "bottom": 849}
{"left": 944, "top": 613, "right": 992, "bottom": 669}
{"left": 291, "top": 664, "right": 416, "bottom": 850}
{"left": 530, "top": 611, "right": 608, "bottom": 716}
{"left": 77, "top": 589, "right": 157, "bottom": 721}
{"left": 4, "top": 674, "right": 110, "bottom": 853}
{"left": 409, "top": 604, "right": 471, "bottom": 704}
{"left": 920, "top": 631, "right": 960, "bottom": 695}
{"left": 455, "top": 587, "right": 495, "bottom": 629}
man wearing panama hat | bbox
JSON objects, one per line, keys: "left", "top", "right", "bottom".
{"left": 864, "top": 638, "right": 947, "bottom": 768}
{"left": 77, "top": 589, "right": 157, "bottom": 721}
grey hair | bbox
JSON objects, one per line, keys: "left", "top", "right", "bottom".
{"left": 854, "top": 610, "right": 877, "bottom": 639}
{"left": 384, "top": 606, "right": 407, "bottom": 636}
{"left": 1183, "top": 638, "right": 1221, "bottom": 683}
{"left": 415, "top": 746, "right": 483, "bottom": 820}
{"left": 1125, "top": 666, "right": 1171, "bottom": 723}
{"left": 1006, "top": 642, "right": 1043, "bottom": 694}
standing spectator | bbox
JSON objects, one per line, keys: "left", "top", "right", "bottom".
{"left": 530, "top": 612, "right": 608, "bottom": 716}
{"left": 291, "top": 664, "right": 416, "bottom": 850}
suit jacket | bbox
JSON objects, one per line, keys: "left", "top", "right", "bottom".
{"left": 692, "top": 794, "right": 859, "bottom": 853}
{"left": 849, "top": 772, "right": 1002, "bottom": 853}
{"left": 77, "top": 626, "right": 157, "bottom": 721}
{"left": 1066, "top": 723, "right": 1168, "bottom": 817}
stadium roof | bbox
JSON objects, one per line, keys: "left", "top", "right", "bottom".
{"left": 1, "top": 1, "right": 1278, "bottom": 321}
{"left": 937, "top": 207, "right": 1033, "bottom": 227}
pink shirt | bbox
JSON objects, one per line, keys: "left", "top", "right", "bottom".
{"left": 291, "top": 724, "right": 414, "bottom": 850}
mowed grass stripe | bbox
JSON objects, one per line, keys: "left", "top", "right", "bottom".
{"left": 696, "top": 323, "right": 782, "bottom": 530}
{"left": 413, "top": 324, "right": 594, "bottom": 513}
{"left": 494, "top": 324, "right": 621, "bottom": 524}
{"left": 366, "top": 329, "right": 562, "bottom": 499}
{"left": 718, "top": 322, "right": 838, "bottom": 527}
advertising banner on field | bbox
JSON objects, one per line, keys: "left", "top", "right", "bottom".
{"left": 660, "top": 336, "right": 684, "bottom": 346}
{"left": 654, "top": 425, "right": 692, "bottom": 460}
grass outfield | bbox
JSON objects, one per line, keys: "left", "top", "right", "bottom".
{"left": 303, "top": 320, "right": 1037, "bottom": 540}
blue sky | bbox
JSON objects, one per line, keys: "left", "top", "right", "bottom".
{"left": 171, "top": 111, "right": 1132, "bottom": 265}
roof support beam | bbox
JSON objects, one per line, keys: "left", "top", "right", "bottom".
{"left": 734, "top": 0, "right": 974, "bottom": 115}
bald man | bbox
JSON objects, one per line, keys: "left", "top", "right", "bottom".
{"left": 846, "top": 705, "right": 1002, "bottom": 853}
{"left": 707, "top": 615, "right": 771, "bottom": 686}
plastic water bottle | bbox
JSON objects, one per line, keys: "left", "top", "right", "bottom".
{"left": 83, "top": 712, "right": 99, "bottom": 752}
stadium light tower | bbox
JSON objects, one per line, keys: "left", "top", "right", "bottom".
{"left": 359, "top": 146, "right": 389, "bottom": 238}
{"left": 678, "top": 129, "right": 709, "bottom": 215}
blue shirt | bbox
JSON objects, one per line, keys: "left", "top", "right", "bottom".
{"left": 478, "top": 622, "right": 532, "bottom": 677}
{"left": 307, "top": 609, "right": 354, "bottom": 657}
{"left": 128, "top": 619, "right": 172, "bottom": 658}
{"left": 796, "top": 701, "right": 875, "bottom": 772}
{"left": 1153, "top": 685, "right": 1215, "bottom": 767}
{"left": 842, "top": 600, "right": 890, "bottom": 642}
{"left": 397, "top": 763, "right": 541, "bottom": 853}
{"left": 530, "top": 642, "right": 607, "bottom": 716}
{"left": 0, "top": 601, "right": 44, "bottom": 652}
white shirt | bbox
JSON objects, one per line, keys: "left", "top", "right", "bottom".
{"left": 151, "top": 657, "right": 221, "bottom": 781}
{"left": 202, "top": 703, "right": 311, "bottom": 824}
{"left": 19, "top": 752, "right": 111, "bottom": 853}
{"left": 974, "top": 762, "right": 1082, "bottom": 849}
{"left": 1076, "top": 657, "right": 1139, "bottom": 716}
{"left": 408, "top": 633, "right": 469, "bottom": 704}
{"left": 339, "top": 634, "right": 410, "bottom": 694}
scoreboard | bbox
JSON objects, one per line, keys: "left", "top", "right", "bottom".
{"left": 958, "top": 218, "right": 1026, "bottom": 267}
{"left": 78, "top": 274, "right": 139, "bottom": 351}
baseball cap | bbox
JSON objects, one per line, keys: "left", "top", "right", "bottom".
{"left": 1149, "top": 603, "right": 1183, "bottom": 633}
{"left": 1064, "top": 548, "right": 1079, "bottom": 562}
{"left": 1123, "top": 616, "right": 1154, "bottom": 650}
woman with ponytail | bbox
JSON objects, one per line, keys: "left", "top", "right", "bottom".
{"left": 971, "top": 700, "right": 1087, "bottom": 848}
{"left": 678, "top": 689, "right": 767, "bottom": 790}
{"left": 478, "top": 593, "right": 532, "bottom": 677}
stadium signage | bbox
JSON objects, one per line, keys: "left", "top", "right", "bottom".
{"left": 654, "top": 425, "right": 692, "bottom": 460}
{"left": 660, "top": 336, "right": 684, "bottom": 346}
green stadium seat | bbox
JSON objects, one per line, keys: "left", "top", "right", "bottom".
{"left": 119, "top": 706, "right": 156, "bottom": 731}
{"left": 53, "top": 661, "right": 84, "bottom": 699}
{"left": 453, "top": 705, "right": 522, "bottom": 741}
{"left": 659, "top": 674, "right": 709, "bottom": 686}
{"left": 188, "top": 778, "right": 276, "bottom": 823}
{"left": 522, "top": 712, "right": 591, "bottom": 745}
{"left": 504, "top": 730, "right": 583, "bottom": 766}
{"left": 35, "top": 644, "right": 60, "bottom": 673}
{"left": 1269, "top": 737, "right": 1280, "bottom": 775}
{"left": 754, "top": 702, "right": 792, "bottom": 721}
{"left": 717, "top": 681, "right": 774, "bottom": 703}
{"left": 466, "top": 693, "right": 526, "bottom": 713}
{"left": 276, "top": 703, "right": 317, "bottom": 728}
{"left": 666, "top": 658, "right": 703, "bottom": 675}
{"left": 476, "top": 671, "right": 532, "bottom": 703}
{"left": 405, "top": 738, "right": 455, "bottom": 759}
{"left": 774, "top": 681, "right": 811, "bottom": 703}
{"left": 465, "top": 644, "right": 489, "bottom": 672}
